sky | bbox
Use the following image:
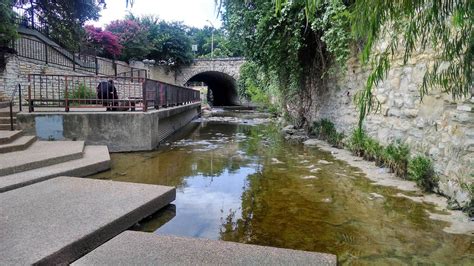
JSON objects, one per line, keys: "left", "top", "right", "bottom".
{"left": 92, "top": 0, "right": 223, "bottom": 28}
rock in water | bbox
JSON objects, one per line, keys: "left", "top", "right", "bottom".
{"left": 303, "top": 139, "right": 319, "bottom": 146}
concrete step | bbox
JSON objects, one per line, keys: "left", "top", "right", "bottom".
{"left": 0, "top": 141, "right": 84, "bottom": 176}
{"left": 0, "top": 101, "right": 10, "bottom": 109}
{"left": 0, "top": 176, "right": 176, "bottom": 265}
{"left": 0, "top": 106, "right": 19, "bottom": 117}
{"left": 0, "top": 145, "right": 110, "bottom": 192}
{"left": 0, "top": 135, "right": 36, "bottom": 153}
{"left": 0, "top": 130, "right": 23, "bottom": 145}
{"left": 74, "top": 231, "right": 337, "bottom": 266}
{"left": 0, "top": 124, "right": 14, "bottom": 130}
{"left": 0, "top": 117, "right": 16, "bottom": 124}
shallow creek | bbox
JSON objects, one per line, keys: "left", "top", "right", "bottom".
{"left": 91, "top": 113, "right": 473, "bottom": 265}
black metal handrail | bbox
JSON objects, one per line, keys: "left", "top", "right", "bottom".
{"left": 8, "top": 84, "right": 22, "bottom": 131}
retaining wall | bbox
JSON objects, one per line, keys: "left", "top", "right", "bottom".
{"left": 17, "top": 103, "right": 201, "bottom": 152}
{"left": 309, "top": 52, "right": 473, "bottom": 206}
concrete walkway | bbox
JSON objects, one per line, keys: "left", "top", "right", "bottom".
{"left": 0, "top": 177, "right": 176, "bottom": 265}
{"left": 74, "top": 231, "right": 337, "bottom": 265}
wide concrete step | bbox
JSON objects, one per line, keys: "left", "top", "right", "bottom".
{"left": 0, "top": 145, "right": 110, "bottom": 192}
{"left": 0, "top": 117, "right": 15, "bottom": 124}
{"left": 0, "top": 176, "right": 176, "bottom": 265}
{"left": 0, "top": 135, "right": 36, "bottom": 153}
{"left": 74, "top": 231, "right": 337, "bottom": 266}
{"left": 0, "top": 106, "right": 19, "bottom": 117}
{"left": 0, "top": 141, "right": 84, "bottom": 176}
{"left": 0, "top": 130, "right": 23, "bottom": 145}
{"left": 0, "top": 124, "right": 14, "bottom": 130}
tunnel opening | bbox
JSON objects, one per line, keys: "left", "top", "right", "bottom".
{"left": 185, "top": 71, "right": 239, "bottom": 106}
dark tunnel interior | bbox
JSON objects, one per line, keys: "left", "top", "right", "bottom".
{"left": 186, "top": 71, "right": 239, "bottom": 106}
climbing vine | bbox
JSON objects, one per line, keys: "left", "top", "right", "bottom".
{"left": 222, "top": 0, "right": 351, "bottom": 126}
{"left": 223, "top": 0, "right": 473, "bottom": 129}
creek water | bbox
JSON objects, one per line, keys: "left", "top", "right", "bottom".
{"left": 90, "top": 111, "right": 473, "bottom": 265}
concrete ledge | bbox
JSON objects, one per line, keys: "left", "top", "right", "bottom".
{"left": 0, "top": 177, "right": 176, "bottom": 265}
{"left": 74, "top": 231, "right": 337, "bottom": 265}
{"left": 17, "top": 103, "right": 201, "bottom": 152}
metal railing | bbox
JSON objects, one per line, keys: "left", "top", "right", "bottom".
{"left": 27, "top": 74, "right": 200, "bottom": 113}
{"left": 143, "top": 79, "right": 201, "bottom": 112}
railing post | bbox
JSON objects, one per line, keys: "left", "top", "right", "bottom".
{"left": 44, "top": 42, "right": 48, "bottom": 64}
{"left": 142, "top": 81, "right": 148, "bottom": 112}
{"left": 73, "top": 53, "right": 76, "bottom": 71}
{"left": 113, "top": 59, "right": 117, "bottom": 77}
{"left": 28, "top": 75, "right": 33, "bottom": 113}
{"left": 95, "top": 57, "right": 99, "bottom": 75}
{"left": 65, "top": 76, "right": 69, "bottom": 112}
{"left": 9, "top": 101, "right": 14, "bottom": 131}
{"left": 18, "top": 84, "right": 22, "bottom": 112}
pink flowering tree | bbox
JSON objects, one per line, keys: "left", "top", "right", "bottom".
{"left": 84, "top": 25, "right": 122, "bottom": 58}
{"left": 106, "top": 19, "right": 150, "bottom": 61}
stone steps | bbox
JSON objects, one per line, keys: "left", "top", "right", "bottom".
{"left": 0, "top": 145, "right": 110, "bottom": 192}
{"left": 0, "top": 176, "right": 176, "bottom": 265}
{"left": 73, "top": 231, "right": 336, "bottom": 266}
{"left": 0, "top": 130, "right": 23, "bottom": 145}
{"left": 0, "top": 141, "right": 85, "bottom": 176}
{"left": 0, "top": 135, "right": 36, "bottom": 153}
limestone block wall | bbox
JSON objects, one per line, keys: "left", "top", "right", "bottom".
{"left": 310, "top": 53, "right": 473, "bottom": 206}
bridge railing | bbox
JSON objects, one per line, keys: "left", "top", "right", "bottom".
{"left": 27, "top": 74, "right": 200, "bottom": 112}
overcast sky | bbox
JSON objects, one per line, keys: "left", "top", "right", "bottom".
{"left": 91, "top": 0, "right": 222, "bottom": 28}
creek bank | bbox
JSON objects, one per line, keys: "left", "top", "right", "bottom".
{"left": 281, "top": 125, "right": 473, "bottom": 235}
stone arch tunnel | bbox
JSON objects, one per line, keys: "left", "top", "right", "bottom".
{"left": 176, "top": 58, "right": 246, "bottom": 106}
{"left": 186, "top": 71, "right": 239, "bottom": 106}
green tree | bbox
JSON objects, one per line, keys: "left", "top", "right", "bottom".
{"left": 106, "top": 19, "right": 150, "bottom": 61}
{"left": 14, "top": 0, "right": 102, "bottom": 51}
{"left": 126, "top": 15, "right": 194, "bottom": 69}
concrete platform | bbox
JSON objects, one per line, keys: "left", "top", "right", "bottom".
{"left": 74, "top": 231, "right": 337, "bottom": 265}
{"left": 0, "top": 130, "right": 22, "bottom": 144}
{"left": 0, "top": 176, "right": 176, "bottom": 265}
{"left": 0, "top": 141, "right": 84, "bottom": 176}
{"left": 0, "top": 135, "right": 36, "bottom": 153}
{"left": 0, "top": 145, "right": 110, "bottom": 192}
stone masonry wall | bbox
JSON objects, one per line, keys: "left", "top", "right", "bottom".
{"left": 310, "top": 52, "right": 473, "bottom": 206}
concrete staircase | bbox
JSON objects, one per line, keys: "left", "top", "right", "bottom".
{"left": 0, "top": 130, "right": 111, "bottom": 192}
{"left": 0, "top": 106, "right": 19, "bottom": 130}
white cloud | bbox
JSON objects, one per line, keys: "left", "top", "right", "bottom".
{"left": 91, "top": 0, "right": 222, "bottom": 28}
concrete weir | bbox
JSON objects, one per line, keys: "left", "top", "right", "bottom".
{"left": 74, "top": 231, "right": 337, "bottom": 265}
{"left": 0, "top": 176, "right": 175, "bottom": 265}
{"left": 17, "top": 103, "right": 201, "bottom": 152}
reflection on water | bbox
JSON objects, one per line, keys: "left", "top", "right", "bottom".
{"left": 91, "top": 121, "right": 473, "bottom": 265}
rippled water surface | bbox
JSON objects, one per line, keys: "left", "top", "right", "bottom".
{"left": 91, "top": 115, "right": 473, "bottom": 265}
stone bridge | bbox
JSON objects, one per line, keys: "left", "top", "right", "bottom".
{"left": 176, "top": 57, "right": 246, "bottom": 106}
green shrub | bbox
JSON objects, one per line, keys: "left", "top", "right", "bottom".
{"left": 311, "top": 119, "right": 344, "bottom": 148}
{"left": 408, "top": 155, "right": 437, "bottom": 192}
{"left": 461, "top": 183, "right": 473, "bottom": 218}
{"left": 363, "top": 137, "right": 384, "bottom": 165}
{"left": 348, "top": 128, "right": 366, "bottom": 157}
{"left": 384, "top": 141, "right": 410, "bottom": 178}
{"left": 72, "top": 83, "right": 96, "bottom": 100}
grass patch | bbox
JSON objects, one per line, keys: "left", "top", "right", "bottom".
{"left": 408, "top": 155, "right": 437, "bottom": 192}
{"left": 311, "top": 119, "right": 344, "bottom": 148}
